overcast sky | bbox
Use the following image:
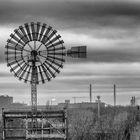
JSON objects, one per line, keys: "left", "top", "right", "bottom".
{"left": 1, "top": 0, "right": 140, "bottom": 105}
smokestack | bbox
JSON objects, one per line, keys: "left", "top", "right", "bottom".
{"left": 90, "top": 84, "right": 92, "bottom": 102}
{"left": 97, "top": 96, "right": 101, "bottom": 119}
{"left": 114, "top": 84, "right": 116, "bottom": 106}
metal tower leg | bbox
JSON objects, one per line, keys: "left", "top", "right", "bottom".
{"left": 31, "top": 62, "right": 38, "bottom": 133}
{"left": 2, "top": 108, "right": 5, "bottom": 140}
{"left": 31, "top": 67, "right": 37, "bottom": 114}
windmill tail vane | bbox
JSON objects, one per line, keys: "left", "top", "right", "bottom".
{"left": 67, "top": 45, "right": 87, "bottom": 58}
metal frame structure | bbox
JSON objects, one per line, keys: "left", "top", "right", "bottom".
{"left": 2, "top": 109, "right": 68, "bottom": 140}
{"left": 4, "top": 22, "right": 86, "bottom": 139}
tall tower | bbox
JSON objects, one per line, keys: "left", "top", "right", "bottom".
{"left": 114, "top": 84, "right": 116, "bottom": 106}
{"left": 90, "top": 84, "right": 92, "bottom": 102}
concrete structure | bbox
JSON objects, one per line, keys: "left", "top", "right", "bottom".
{"left": 0, "top": 95, "right": 28, "bottom": 114}
{"left": 58, "top": 100, "right": 105, "bottom": 109}
{"left": 0, "top": 95, "right": 13, "bottom": 108}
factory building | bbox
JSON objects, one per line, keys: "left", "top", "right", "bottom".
{"left": 58, "top": 100, "right": 105, "bottom": 109}
{"left": 0, "top": 95, "right": 13, "bottom": 108}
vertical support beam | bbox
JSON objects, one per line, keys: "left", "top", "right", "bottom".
{"left": 41, "top": 113, "right": 44, "bottom": 138}
{"left": 25, "top": 115, "right": 28, "bottom": 140}
{"left": 30, "top": 59, "right": 38, "bottom": 134}
{"left": 114, "top": 84, "right": 116, "bottom": 106}
{"left": 90, "top": 84, "right": 92, "bottom": 102}
{"left": 2, "top": 108, "right": 5, "bottom": 140}
{"left": 31, "top": 65, "right": 37, "bottom": 114}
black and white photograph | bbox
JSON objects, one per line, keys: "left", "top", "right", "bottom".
{"left": 0, "top": 0, "right": 140, "bottom": 139}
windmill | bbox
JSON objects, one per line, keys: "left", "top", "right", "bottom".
{"left": 5, "top": 22, "right": 87, "bottom": 138}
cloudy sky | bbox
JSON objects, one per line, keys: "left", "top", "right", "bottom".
{"left": 1, "top": 0, "right": 140, "bottom": 105}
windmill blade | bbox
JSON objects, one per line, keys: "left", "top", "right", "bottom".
{"left": 19, "top": 64, "right": 29, "bottom": 80}
{"left": 7, "top": 39, "right": 23, "bottom": 47}
{"left": 39, "top": 53, "right": 65, "bottom": 63}
{"left": 47, "top": 40, "right": 64, "bottom": 49}
{"left": 38, "top": 23, "right": 47, "bottom": 41}
{"left": 5, "top": 45, "right": 22, "bottom": 51}
{"left": 38, "top": 66, "right": 45, "bottom": 83}
{"left": 67, "top": 46, "right": 87, "bottom": 58}
{"left": 44, "top": 60, "right": 60, "bottom": 74}
{"left": 6, "top": 44, "right": 29, "bottom": 52}
{"left": 14, "top": 63, "right": 27, "bottom": 77}
{"left": 10, "top": 61, "right": 25, "bottom": 72}
{"left": 36, "top": 22, "right": 41, "bottom": 41}
{"left": 7, "top": 55, "right": 29, "bottom": 63}
{"left": 47, "top": 30, "right": 57, "bottom": 41}
{"left": 31, "top": 22, "right": 37, "bottom": 41}
{"left": 43, "top": 29, "right": 57, "bottom": 44}
{"left": 48, "top": 52, "right": 65, "bottom": 56}
{"left": 24, "top": 23, "right": 32, "bottom": 41}
{"left": 5, "top": 51, "right": 21, "bottom": 55}
{"left": 43, "top": 62, "right": 56, "bottom": 78}
{"left": 14, "top": 68, "right": 22, "bottom": 77}
{"left": 14, "top": 29, "right": 28, "bottom": 44}
{"left": 19, "top": 26, "right": 30, "bottom": 43}
{"left": 47, "top": 57, "right": 63, "bottom": 68}
{"left": 7, "top": 55, "right": 23, "bottom": 61}
{"left": 24, "top": 66, "right": 31, "bottom": 83}
{"left": 7, "top": 58, "right": 23, "bottom": 66}
{"left": 45, "top": 34, "right": 61, "bottom": 46}
{"left": 10, "top": 33, "right": 25, "bottom": 46}
{"left": 40, "top": 64, "right": 51, "bottom": 81}
{"left": 47, "top": 55, "right": 65, "bottom": 62}
{"left": 7, "top": 39, "right": 28, "bottom": 52}
{"left": 41, "top": 26, "right": 52, "bottom": 44}
{"left": 6, "top": 45, "right": 22, "bottom": 52}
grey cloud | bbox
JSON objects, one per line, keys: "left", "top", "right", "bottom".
{"left": 87, "top": 50, "right": 140, "bottom": 63}
{"left": 0, "top": 53, "right": 4, "bottom": 63}
{"left": 0, "top": 0, "right": 140, "bottom": 29}
{"left": 1, "top": 0, "right": 140, "bottom": 63}
{"left": 0, "top": 72, "right": 11, "bottom": 77}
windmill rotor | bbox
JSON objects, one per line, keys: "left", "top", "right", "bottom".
{"left": 5, "top": 22, "right": 65, "bottom": 84}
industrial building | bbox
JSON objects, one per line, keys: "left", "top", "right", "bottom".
{"left": 0, "top": 95, "right": 13, "bottom": 108}
{"left": 0, "top": 95, "right": 27, "bottom": 114}
{"left": 57, "top": 100, "right": 105, "bottom": 109}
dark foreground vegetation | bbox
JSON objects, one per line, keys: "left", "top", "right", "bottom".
{"left": 68, "top": 106, "right": 139, "bottom": 140}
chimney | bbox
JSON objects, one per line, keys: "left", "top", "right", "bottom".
{"left": 114, "top": 84, "right": 116, "bottom": 106}
{"left": 90, "top": 84, "right": 92, "bottom": 102}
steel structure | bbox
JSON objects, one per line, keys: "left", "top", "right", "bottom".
{"left": 2, "top": 109, "right": 68, "bottom": 140}
{"left": 5, "top": 22, "right": 86, "bottom": 139}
